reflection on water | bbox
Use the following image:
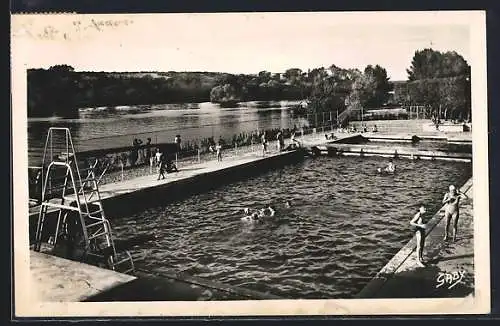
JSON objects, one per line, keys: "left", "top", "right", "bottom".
{"left": 27, "top": 102, "right": 308, "bottom": 165}
{"left": 111, "top": 156, "right": 472, "bottom": 299}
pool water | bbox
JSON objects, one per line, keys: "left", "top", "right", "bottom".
{"left": 111, "top": 155, "right": 472, "bottom": 299}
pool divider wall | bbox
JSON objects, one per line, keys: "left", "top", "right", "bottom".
{"left": 355, "top": 176, "right": 473, "bottom": 298}
{"left": 311, "top": 144, "right": 472, "bottom": 162}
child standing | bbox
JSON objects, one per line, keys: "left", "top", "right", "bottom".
{"left": 410, "top": 206, "right": 428, "bottom": 267}
{"left": 216, "top": 142, "right": 222, "bottom": 162}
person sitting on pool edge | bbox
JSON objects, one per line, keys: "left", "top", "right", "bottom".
{"left": 410, "top": 206, "right": 428, "bottom": 267}
{"left": 165, "top": 156, "right": 178, "bottom": 173}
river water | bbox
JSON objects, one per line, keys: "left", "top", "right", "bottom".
{"left": 27, "top": 101, "right": 307, "bottom": 165}
{"left": 110, "top": 155, "right": 472, "bottom": 299}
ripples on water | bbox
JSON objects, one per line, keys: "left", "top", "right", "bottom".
{"left": 111, "top": 155, "right": 472, "bottom": 299}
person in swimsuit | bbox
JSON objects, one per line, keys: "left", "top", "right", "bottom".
{"left": 377, "top": 159, "right": 396, "bottom": 174}
{"left": 241, "top": 211, "right": 262, "bottom": 224}
{"left": 410, "top": 206, "right": 428, "bottom": 267}
{"left": 216, "top": 142, "right": 222, "bottom": 162}
{"left": 442, "top": 185, "right": 468, "bottom": 242}
{"left": 385, "top": 159, "right": 395, "bottom": 173}
{"left": 258, "top": 206, "right": 275, "bottom": 218}
{"left": 166, "top": 156, "right": 178, "bottom": 173}
{"left": 155, "top": 149, "right": 162, "bottom": 171}
{"left": 261, "top": 132, "right": 268, "bottom": 156}
{"left": 157, "top": 155, "right": 167, "bottom": 180}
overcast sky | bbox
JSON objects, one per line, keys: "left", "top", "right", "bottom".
{"left": 14, "top": 12, "right": 472, "bottom": 81}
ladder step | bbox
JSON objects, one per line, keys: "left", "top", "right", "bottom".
{"left": 63, "top": 195, "right": 98, "bottom": 203}
{"left": 62, "top": 195, "right": 78, "bottom": 202}
{"left": 88, "top": 231, "right": 110, "bottom": 240}
{"left": 83, "top": 209, "right": 104, "bottom": 216}
{"left": 44, "top": 184, "right": 71, "bottom": 193}
{"left": 41, "top": 202, "right": 81, "bottom": 211}
{"left": 86, "top": 220, "right": 108, "bottom": 228}
{"left": 79, "top": 167, "right": 95, "bottom": 173}
{"left": 80, "top": 177, "right": 97, "bottom": 183}
{"left": 58, "top": 152, "right": 75, "bottom": 160}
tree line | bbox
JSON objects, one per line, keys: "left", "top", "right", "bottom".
{"left": 27, "top": 48, "right": 471, "bottom": 121}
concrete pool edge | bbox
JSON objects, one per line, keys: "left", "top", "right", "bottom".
{"left": 30, "top": 250, "right": 282, "bottom": 302}
{"left": 356, "top": 176, "right": 474, "bottom": 298}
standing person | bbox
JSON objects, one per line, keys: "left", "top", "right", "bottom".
{"left": 216, "top": 142, "right": 222, "bottom": 162}
{"left": 276, "top": 130, "right": 283, "bottom": 151}
{"left": 157, "top": 154, "right": 167, "bottom": 180}
{"left": 174, "top": 135, "right": 182, "bottom": 151}
{"left": 442, "top": 185, "right": 468, "bottom": 242}
{"left": 410, "top": 206, "right": 428, "bottom": 267}
{"left": 278, "top": 130, "right": 285, "bottom": 151}
{"left": 261, "top": 132, "right": 268, "bottom": 156}
{"left": 154, "top": 149, "right": 162, "bottom": 172}
{"left": 145, "top": 137, "right": 152, "bottom": 159}
{"left": 290, "top": 131, "right": 301, "bottom": 147}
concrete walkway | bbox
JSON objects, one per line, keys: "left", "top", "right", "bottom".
{"left": 97, "top": 132, "right": 333, "bottom": 198}
{"left": 30, "top": 251, "right": 136, "bottom": 302}
{"left": 31, "top": 250, "right": 280, "bottom": 302}
{"left": 357, "top": 177, "right": 474, "bottom": 298}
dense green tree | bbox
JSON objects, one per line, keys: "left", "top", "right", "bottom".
{"left": 362, "top": 65, "right": 392, "bottom": 108}
{"left": 399, "top": 48, "right": 471, "bottom": 120}
{"left": 407, "top": 48, "right": 470, "bottom": 81}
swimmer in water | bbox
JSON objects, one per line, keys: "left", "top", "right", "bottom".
{"left": 258, "top": 206, "right": 275, "bottom": 218}
{"left": 442, "top": 184, "right": 468, "bottom": 242}
{"left": 378, "top": 159, "right": 395, "bottom": 174}
{"left": 410, "top": 206, "right": 428, "bottom": 267}
{"left": 284, "top": 200, "right": 292, "bottom": 208}
{"left": 241, "top": 211, "right": 261, "bottom": 223}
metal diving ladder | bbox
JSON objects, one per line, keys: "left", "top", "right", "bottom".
{"left": 33, "top": 127, "right": 135, "bottom": 274}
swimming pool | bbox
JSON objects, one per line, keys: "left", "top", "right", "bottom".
{"left": 111, "top": 155, "right": 472, "bottom": 299}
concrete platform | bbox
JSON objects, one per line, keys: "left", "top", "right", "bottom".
{"left": 30, "top": 250, "right": 136, "bottom": 302}
{"left": 357, "top": 177, "right": 474, "bottom": 298}
{"left": 30, "top": 250, "right": 281, "bottom": 302}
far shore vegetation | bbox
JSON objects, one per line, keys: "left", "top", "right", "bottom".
{"left": 28, "top": 48, "right": 470, "bottom": 121}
